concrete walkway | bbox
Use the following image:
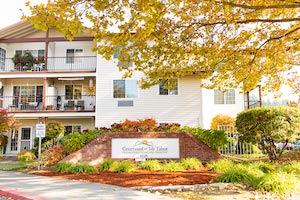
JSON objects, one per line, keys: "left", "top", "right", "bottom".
{"left": 0, "top": 171, "right": 174, "bottom": 200}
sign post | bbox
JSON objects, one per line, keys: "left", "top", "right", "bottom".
{"left": 36, "top": 123, "right": 46, "bottom": 170}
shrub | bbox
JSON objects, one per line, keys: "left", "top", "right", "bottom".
{"left": 236, "top": 106, "right": 300, "bottom": 161}
{"left": 41, "top": 144, "right": 66, "bottom": 166}
{"left": 161, "top": 161, "right": 185, "bottom": 172}
{"left": 180, "top": 158, "right": 202, "bottom": 170}
{"left": 111, "top": 118, "right": 157, "bottom": 132}
{"left": 206, "top": 159, "right": 235, "bottom": 173}
{"left": 251, "top": 162, "right": 276, "bottom": 173}
{"left": 46, "top": 121, "right": 65, "bottom": 139}
{"left": 278, "top": 161, "right": 300, "bottom": 175}
{"left": 256, "top": 171, "right": 300, "bottom": 194}
{"left": 17, "top": 150, "right": 36, "bottom": 161}
{"left": 139, "top": 160, "right": 161, "bottom": 171}
{"left": 53, "top": 162, "right": 73, "bottom": 173}
{"left": 98, "top": 159, "right": 117, "bottom": 171}
{"left": 210, "top": 114, "right": 235, "bottom": 130}
{"left": 182, "top": 127, "right": 228, "bottom": 150}
{"left": 216, "top": 165, "right": 261, "bottom": 185}
{"left": 114, "top": 161, "right": 136, "bottom": 173}
{"left": 155, "top": 123, "right": 181, "bottom": 132}
{"left": 61, "top": 129, "right": 104, "bottom": 154}
{"left": 69, "top": 163, "right": 96, "bottom": 174}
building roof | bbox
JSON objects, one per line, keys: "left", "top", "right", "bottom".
{"left": 0, "top": 21, "right": 40, "bottom": 39}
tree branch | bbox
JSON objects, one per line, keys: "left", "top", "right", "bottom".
{"left": 221, "top": 1, "right": 300, "bottom": 10}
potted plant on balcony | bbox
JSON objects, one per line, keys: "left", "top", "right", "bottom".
{"left": 12, "top": 50, "right": 34, "bottom": 71}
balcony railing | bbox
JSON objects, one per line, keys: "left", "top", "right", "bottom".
{"left": 0, "top": 95, "right": 95, "bottom": 112}
{"left": 244, "top": 100, "right": 261, "bottom": 109}
{"left": 0, "top": 56, "right": 96, "bottom": 72}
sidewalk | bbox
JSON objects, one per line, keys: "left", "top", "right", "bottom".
{"left": 0, "top": 171, "right": 174, "bottom": 200}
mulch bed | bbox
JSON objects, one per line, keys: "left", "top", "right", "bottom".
{"left": 31, "top": 168, "right": 218, "bottom": 187}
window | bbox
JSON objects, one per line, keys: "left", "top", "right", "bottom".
{"left": 159, "top": 79, "right": 178, "bottom": 95}
{"left": 15, "top": 50, "right": 44, "bottom": 59}
{"left": 13, "top": 85, "right": 43, "bottom": 103}
{"left": 64, "top": 125, "right": 82, "bottom": 135}
{"left": 214, "top": 89, "right": 235, "bottom": 104}
{"left": 66, "top": 49, "right": 83, "bottom": 63}
{"left": 65, "top": 85, "right": 82, "bottom": 100}
{"left": 113, "top": 80, "right": 138, "bottom": 98}
{"left": 0, "top": 48, "right": 6, "bottom": 70}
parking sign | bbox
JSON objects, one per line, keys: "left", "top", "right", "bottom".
{"left": 36, "top": 124, "right": 46, "bottom": 137}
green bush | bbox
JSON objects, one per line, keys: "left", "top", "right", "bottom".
{"left": 216, "top": 165, "right": 262, "bottom": 185}
{"left": 256, "top": 171, "right": 300, "bottom": 194}
{"left": 161, "top": 161, "right": 185, "bottom": 172}
{"left": 98, "top": 159, "right": 116, "bottom": 171}
{"left": 180, "top": 158, "right": 202, "bottom": 170}
{"left": 17, "top": 151, "right": 36, "bottom": 161}
{"left": 53, "top": 162, "right": 73, "bottom": 173}
{"left": 139, "top": 160, "right": 161, "bottom": 171}
{"left": 69, "top": 163, "right": 96, "bottom": 174}
{"left": 182, "top": 127, "right": 228, "bottom": 150}
{"left": 46, "top": 121, "right": 65, "bottom": 139}
{"left": 114, "top": 161, "right": 136, "bottom": 173}
{"left": 236, "top": 106, "right": 300, "bottom": 161}
{"left": 206, "top": 159, "right": 235, "bottom": 173}
{"left": 61, "top": 130, "right": 104, "bottom": 154}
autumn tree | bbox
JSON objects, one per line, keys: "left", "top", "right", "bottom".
{"left": 24, "top": 0, "right": 300, "bottom": 93}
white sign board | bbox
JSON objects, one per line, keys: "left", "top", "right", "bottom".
{"left": 112, "top": 138, "right": 179, "bottom": 159}
{"left": 36, "top": 124, "right": 46, "bottom": 137}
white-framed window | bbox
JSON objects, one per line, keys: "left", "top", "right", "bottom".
{"left": 113, "top": 80, "right": 138, "bottom": 98}
{"left": 64, "top": 125, "right": 82, "bottom": 135}
{"left": 0, "top": 48, "right": 6, "bottom": 70}
{"left": 214, "top": 89, "right": 235, "bottom": 104}
{"left": 15, "top": 50, "right": 45, "bottom": 59}
{"left": 65, "top": 85, "right": 82, "bottom": 100}
{"left": 13, "top": 85, "right": 43, "bottom": 103}
{"left": 66, "top": 49, "right": 83, "bottom": 63}
{"left": 159, "top": 79, "right": 178, "bottom": 95}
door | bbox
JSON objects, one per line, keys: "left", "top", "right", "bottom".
{"left": 20, "top": 127, "right": 31, "bottom": 152}
{"left": 10, "top": 129, "right": 19, "bottom": 153}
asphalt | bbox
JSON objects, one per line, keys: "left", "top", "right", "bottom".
{"left": 0, "top": 171, "right": 175, "bottom": 200}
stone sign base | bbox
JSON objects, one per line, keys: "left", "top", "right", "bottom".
{"left": 62, "top": 132, "right": 222, "bottom": 165}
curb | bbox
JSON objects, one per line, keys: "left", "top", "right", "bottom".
{"left": 0, "top": 186, "right": 46, "bottom": 200}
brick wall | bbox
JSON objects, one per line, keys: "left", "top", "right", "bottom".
{"left": 62, "top": 132, "right": 222, "bottom": 165}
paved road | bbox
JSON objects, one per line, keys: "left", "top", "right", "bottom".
{"left": 0, "top": 171, "right": 175, "bottom": 200}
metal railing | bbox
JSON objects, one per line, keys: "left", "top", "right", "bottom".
{"left": 0, "top": 95, "right": 96, "bottom": 112}
{"left": 244, "top": 100, "right": 261, "bottom": 109}
{"left": 0, "top": 56, "right": 96, "bottom": 72}
{"left": 218, "top": 125, "right": 261, "bottom": 156}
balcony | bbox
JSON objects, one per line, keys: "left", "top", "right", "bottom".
{"left": 1, "top": 95, "right": 95, "bottom": 112}
{"left": 0, "top": 56, "right": 96, "bottom": 72}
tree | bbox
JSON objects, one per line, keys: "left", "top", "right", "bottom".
{"left": 24, "top": 1, "right": 300, "bottom": 93}
{"left": 0, "top": 109, "right": 19, "bottom": 134}
{"left": 236, "top": 106, "right": 300, "bottom": 161}
{"left": 210, "top": 114, "right": 235, "bottom": 130}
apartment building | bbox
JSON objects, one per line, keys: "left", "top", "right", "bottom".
{"left": 0, "top": 21, "right": 244, "bottom": 154}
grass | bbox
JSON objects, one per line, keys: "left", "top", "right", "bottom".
{"left": 256, "top": 171, "right": 300, "bottom": 194}
{"left": 180, "top": 158, "right": 202, "bottom": 170}
{"left": 98, "top": 159, "right": 117, "bottom": 171}
{"left": 161, "top": 161, "right": 185, "bottom": 172}
{"left": 114, "top": 161, "right": 136, "bottom": 173}
{"left": 139, "top": 160, "right": 161, "bottom": 171}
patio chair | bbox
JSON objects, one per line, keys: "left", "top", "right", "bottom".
{"left": 76, "top": 100, "right": 85, "bottom": 111}
{"left": 65, "top": 100, "right": 75, "bottom": 110}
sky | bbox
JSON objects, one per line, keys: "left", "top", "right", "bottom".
{"left": 0, "top": 0, "right": 47, "bottom": 29}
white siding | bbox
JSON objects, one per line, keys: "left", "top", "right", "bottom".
{"left": 96, "top": 56, "right": 202, "bottom": 127}
{"left": 200, "top": 88, "right": 244, "bottom": 129}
